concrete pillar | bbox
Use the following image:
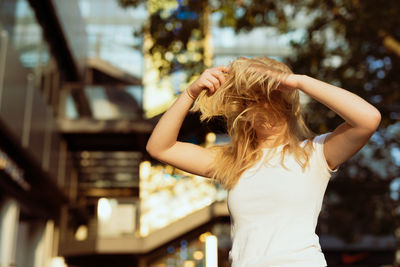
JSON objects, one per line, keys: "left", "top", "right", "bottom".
{"left": 0, "top": 198, "right": 20, "bottom": 267}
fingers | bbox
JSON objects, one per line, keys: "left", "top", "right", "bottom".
{"left": 201, "top": 71, "right": 219, "bottom": 92}
{"left": 203, "top": 80, "right": 215, "bottom": 92}
{"left": 208, "top": 69, "right": 227, "bottom": 88}
{"left": 208, "top": 75, "right": 220, "bottom": 92}
{"left": 214, "top": 71, "right": 226, "bottom": 86}
{"left": 197, "top": 66, "right": 230, "bottom": 94}
{"left": 209, "top": 66, "right": 228, "bottom": 88}
{"left": 216, "top": 65, "right": 231, "bottom": 73}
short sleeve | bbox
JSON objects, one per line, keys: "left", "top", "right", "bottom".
{"left": 312, "top": 132, "right": 339, "bottom": 173}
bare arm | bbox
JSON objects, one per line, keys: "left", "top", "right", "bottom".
{"left": 285, "top": 74, "right": 381, "bottom": 170}
{"left": 146, "top": 66, "right": 229, "bottom": 178}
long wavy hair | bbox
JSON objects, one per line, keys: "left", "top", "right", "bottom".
{"left": 189, "top": 56, "right": 315, "bottom": 190}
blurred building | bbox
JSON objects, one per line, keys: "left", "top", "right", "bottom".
{"left": 0, "top": 1, "right": 231, "bottom": 266}
{"left": 0, "top": 0, "right": 395, "bottom": 267}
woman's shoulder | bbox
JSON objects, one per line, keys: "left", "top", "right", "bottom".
{"left": 300, "top": 132, "right": 331, "bottom": 148}
{"left": 304, "top": 132, "right": 338, "bottom": 173}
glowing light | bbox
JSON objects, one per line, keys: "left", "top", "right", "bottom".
{"left": 80, "top": 159, "right": 90, "bottom": 167}
{"left": 50, "top": 257, "right": 67, "bottom": 267}
{"left": 193, "top": 250, "right": 204, "bottom": 260}
{"left": 140, "top": 223, "right": 149, "bottom": 236}
{"left": 177, "top": 54, "right": 188, "bottom": 64}
{"left": 206, "top": 132, "right": 216, "bottom": 144}
{"left": 143, "top": 69, "right": 159, "bottom": 84}
{"left": 138, "top": 159, "right": 224, "bottom": 236}
{"left": 192, "top": 52, "right": 202, "bottom": 61}
{"left": 187, "top": 41, "right": 196, "bottom": 51}
{"left": 75, "top": 225, "right": 88, "bottom": 241}
{"left": 81, "top": 151, "right": 89, "bottom": 158}
{"left": 97, "top": 198, "right": 112, "bottom": 221}
{"left": 165, "top": 51, "right": 174, "bottom": 61}
{"left": 205, "top": 235, "right": 218, "bottom": 267}
{"left": 199, "top": 231, "right": 212, "bottom": 242}
{"left": 164, "top": 165, "right": 174, "bottom": 175}
{"left": 183, "top": 260, "right": 195, "bottom": 267}
{"left": 139, "top": 161, "right": 151, "bottom": 180}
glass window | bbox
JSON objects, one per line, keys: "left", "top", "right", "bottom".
{"left": 0, "top": 0, "right": 50, "bottom": 68}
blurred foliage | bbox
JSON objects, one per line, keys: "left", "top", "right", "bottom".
{"left": 119, "top": 0, "right": 400, "bottom": 247}
{"left": 286, "top": 0, "right": 400, "bottom": 130}
{"left": 119, "top": 0, "right": 400, "bottom": 125}
{"left": 119, "top": 0, "right": 208, "bottom": 78}
{"left": 318, "top": 122, "right": 400, "bottom": 243}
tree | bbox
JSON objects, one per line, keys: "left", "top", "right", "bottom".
{"left": 119, "top": 0, "right": 210, "bottom": 78}
{"left": 119, "top": 0, "right": 400, "bottom": 125}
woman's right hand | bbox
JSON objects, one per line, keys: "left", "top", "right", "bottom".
{"left": 187, "top": 65, "right": 230, "bottom": 97}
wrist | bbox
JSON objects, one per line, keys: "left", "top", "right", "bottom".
{"left": 283, "top": 73, "right": 301, "bottom": 89}
{"left": 185, "top": 88, "right": 198, "bottom": 100}
{"left": 294, "top": 74, "right": 307, "bottom": 89}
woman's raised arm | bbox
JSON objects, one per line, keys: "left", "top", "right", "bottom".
{"left": 283, "top": 74, "right": 381, "bottom": 170}
{"left": 145, "top": 66, "right": 229, "bottom": 178}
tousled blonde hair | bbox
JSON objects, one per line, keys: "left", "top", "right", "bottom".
{"left": 189, "top": 56, "right": 315, "bottom": 190}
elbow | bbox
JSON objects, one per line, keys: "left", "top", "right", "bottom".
{"left": 146, "top": 139, "right": 174, "bottom": 160}
{"left": 146, "top": 142, "right": 165, "bottom": 160}
{"left": 371, "top": 108, "right": 381, "bottom": 130}
{"left": 146, "top": 142, "right": 157, "bottom": 158}
{"left": 365, "top": 108, "right": 381, "bottom": 132}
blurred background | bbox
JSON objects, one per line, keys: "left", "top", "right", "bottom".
{"left": 0, "top": 0, "right": 399, "bottom": 266}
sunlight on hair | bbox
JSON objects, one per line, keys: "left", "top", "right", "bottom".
{"left": 189, "top": 56, "right": 315, "bottom": 190}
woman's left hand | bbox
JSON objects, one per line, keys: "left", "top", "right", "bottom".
{"left": 278, "top": 73, "right": 301, "bottom": 90}
{"left": 263, "top": 69, "right": 300, "bottom": 90}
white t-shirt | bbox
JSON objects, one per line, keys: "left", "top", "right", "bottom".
{"left": 227, "top": 133, "right": 337, "bottom": 267}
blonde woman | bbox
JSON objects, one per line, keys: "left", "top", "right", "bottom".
{"left": 146, "top": 56, "right": 381, "bottom": 267}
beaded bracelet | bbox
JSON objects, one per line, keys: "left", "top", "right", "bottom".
{"left": 185, "top": 89, "right": 197, "bottom": 100}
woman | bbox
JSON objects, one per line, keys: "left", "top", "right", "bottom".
{"left": 146, "top": 56, "right": 381, "bottom": 266}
